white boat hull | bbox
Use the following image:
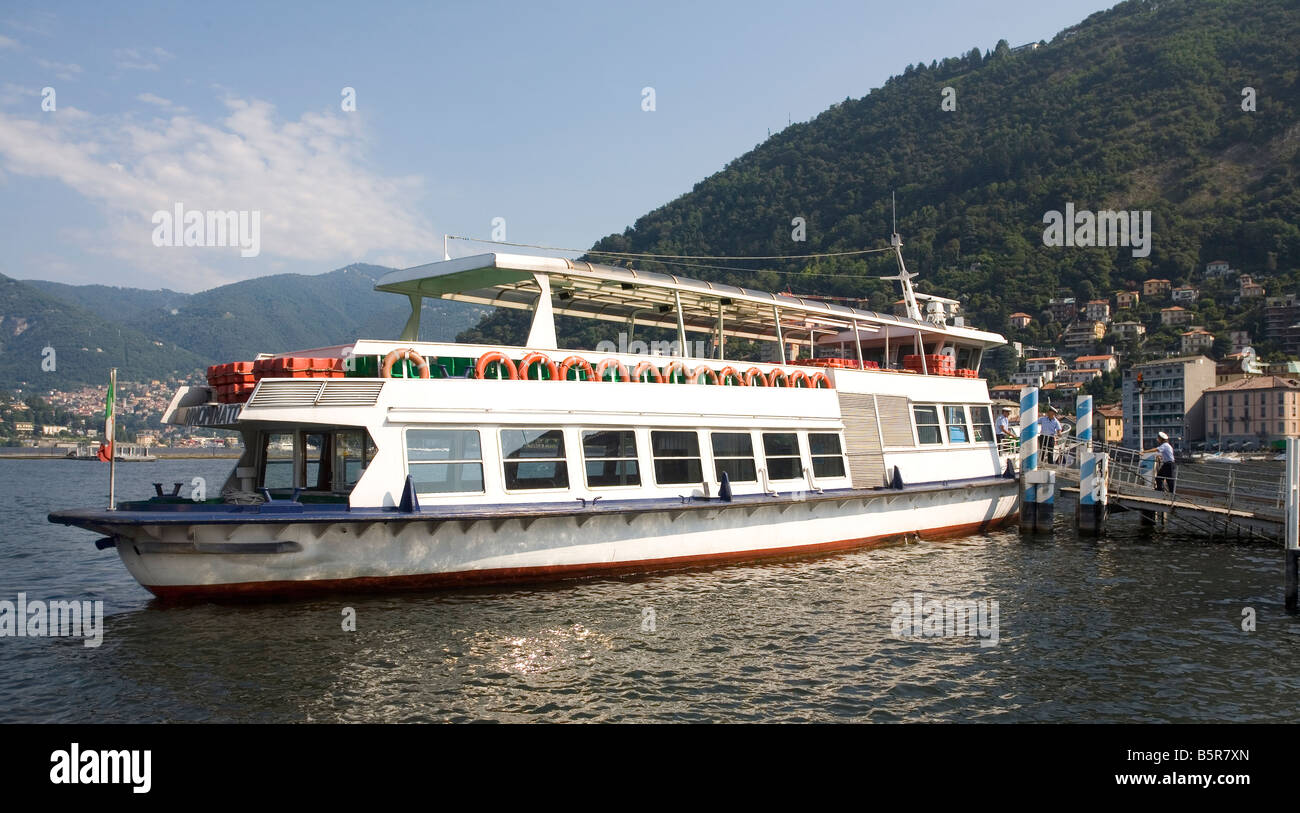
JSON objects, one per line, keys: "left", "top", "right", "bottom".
{"left": 103, "top": 479, "right": 1018, "bottom": 599}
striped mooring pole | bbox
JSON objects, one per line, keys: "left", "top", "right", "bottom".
{"left": 1019, "top": 386, "right": 1054, "bottom": 533}
{"left": 1285, "top": 438, "right": 1299, "bottom": 612}
{"left": 1075, "top": 395, "right": 1107, "bottom": 534}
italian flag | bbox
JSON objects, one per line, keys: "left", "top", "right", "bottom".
{"left": 96, "top": 376, "right": 114, "bottom": 462}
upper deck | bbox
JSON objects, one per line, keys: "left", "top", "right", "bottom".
{"left": 374, "top": 251, "right": 1006, "bottom": 366}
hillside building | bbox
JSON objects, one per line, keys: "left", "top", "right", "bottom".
{"left": 1122, "top": 355, "right": 1216, "bottom": 451}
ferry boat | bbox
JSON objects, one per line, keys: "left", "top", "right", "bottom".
{"left": 48, "top": 242, "right": 1019, "bottom": 599}
{"left": 66, "top": 443, "right": 157, "bottom": 463}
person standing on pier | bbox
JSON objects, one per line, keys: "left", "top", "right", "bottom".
{"left": 1147, "top": 431, "right": 1176, "bottom": 494}
{"left": 1038, "top": 406, "right": 1062, "bottom": 464}
{"left": 996, "top": 406, "right": 1017, "bottom": 446}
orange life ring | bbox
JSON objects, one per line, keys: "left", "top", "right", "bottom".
{"left": 768, "top": 369, "right": 790, "bottom": 387}
{"left": 717, "top": 366, "right": 742, "bottom": 385}
{"left": 632, "top": 361, "right": 665, "bottom": 383}
{"left": 661, "top": 361, "right": 689, "bottom": 383}
{"left": 596, "top": 358, "right": 629, "bottom": 382}
{"left": 518, "top": 352, "right": 559, "bottom": 381}
{"left": 559, "top": 355, "right": 596, "bottom": 381}
{"left": 474, "top": 351, "right": 519, "bottom": 380}
{"left": 789, "top": 370, "right": 812, "bottom": 388}
{"left": 690, "top": 366, "right": 719, "bottom": 385}
{"left": 809, "top": 371, "right": 832, "bottom": 389}
{"left": 743, "top": 367, "right": 769, "bottom": 386}
{"left": 381, "top": 348, "right": 431, "bottom": 379}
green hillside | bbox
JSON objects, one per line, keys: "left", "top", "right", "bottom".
{"left": 463, "top": 0, "right": 1300, "bottom": 366}
{"left": 5, "top": 264, "right": 487, "bottom": 387}
{"left": 0, "top": 274, "right": 211, "bottom": 390}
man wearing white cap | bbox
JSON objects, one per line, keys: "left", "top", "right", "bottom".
{"left": 995, "top": 406, "right": 1017, "bottom": 444}
{"left": 1145, "top": 431, "right": 1176, "bottom": 493}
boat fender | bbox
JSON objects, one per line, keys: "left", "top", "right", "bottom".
{"left": 719, "top": 471, "right": 733, "bottom": 502}
{"left": 559, "top": 355, "right": 596, "bottom": 381}
{"left": 1003, "top": 458, "right": 1016, "bottom": 478}
{"left": 632, "top": 360, "right": 665, "bottom": 383}
{"left": 94, "top": 537, "right": 117, "bottom": 551}
{"left": 382, "top": 347, "right": 432, "bottom": 379}
{"left": 475, "top": 351, "right": 519, "bottom": 380}
{"left": 399, "top": 474, "right": 420, "bottom": 513}
{"left": 690, "top": 366, "right": 719, "bottom": 385}
{"left": 596, "top": 358, "right": 629, "bottom": 382}
{"left": 661, "top": 361, "right": 689, "bottom": 383}
{"left": 891, "top": 466, "right": 905, "bottom": 490}
{"left": 518, "top": 352, "right": 559, "bottom": 381}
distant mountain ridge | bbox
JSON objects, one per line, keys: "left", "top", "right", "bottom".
{"left": 2, "top": 263, "right": 486, "bottom": 389}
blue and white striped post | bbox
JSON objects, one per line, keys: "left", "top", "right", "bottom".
{"left": 1019, "top": 387, "right": 1053, "bottom": 532}
{"left": 1076, "top": 395, "right": 1106, "bottom": 534}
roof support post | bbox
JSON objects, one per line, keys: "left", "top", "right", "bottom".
{"left": 526, "top": 273, "right": 558, "bottom": 350}
{"left": 674, "top": 289, "right": 688, "bottom": 357}
{"left": 716, "top": 300, "right": 725, "bottom": 360}
{"left": 851, "top": 319, "right": 865, "bottom": 367}
{"left": 773, "top": 306, "right": 786, "bottom": 364}
{"left": 400, "top": 294, "right": 422, "bottom": 341}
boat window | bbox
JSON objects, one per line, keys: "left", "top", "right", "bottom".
{"left": 406, "top": 429, "right": 484, "bottom": 494}
{"left": 969, "top": 406, "right": 995, "bottom": 443}
{"left": 912, "top": 406, "right": 943, "bottom": 445}
{"left": 763, "top": 432, "right": 802, "bottom": 480}
{"left": 582, "top": 430, "right": 640, "bottom": 488}
{"left": 711, "top": 432, "right": 757, "bottom": 482}
{"left": 302, "top": 433, "right": 333, "bottom": 490}
{"left": 501, "top": 429, "right": 569, "bottom": 490}
{"left": 651, "top": 430, "right": 703, "bottom": 485}
{"left": 808, "top": 433, "right": 847, "bottom": 478}
{"left": 944, "top": 405, "right": 971, "bottom": 443}
{"left": 262, "top": 432, "right": 296, "bottom": 489}
{"left": 333, "top": 430, "right": 372, "bottom": 490}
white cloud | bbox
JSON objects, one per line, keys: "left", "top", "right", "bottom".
{"left": 0, "top": 34, "right": 18, "bottom": 50}
{"left": 114, "top": 47, "right": 174, "bottom": 72}
{"left": 0, "top": 97, "right": 439, "bottom": 288}
{"left": 35, "top": 58, "right": 81, "bottom": 80}
{"left": 136, "top": 92, "right": 186, "bottom": 112}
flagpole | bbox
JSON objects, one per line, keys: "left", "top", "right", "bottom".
{"left": 108, "top": 367, "right": 117, "bottom": 510}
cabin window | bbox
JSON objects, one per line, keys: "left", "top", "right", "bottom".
{"left": 406, "top": 429, "right": 484, "bottom": 494}
{"left": 651, "top": 430, "right": 703, "bottom": 485}
{"left": 711, "top": 432, "right": 757, "bottom": 482}
{"left": 912, "top": 406, "right": 942, "bottom": 445}
{"left": 808, "top": 433, "right": 847, "bottom": 478}
{"left": 262, "top": 432, "right": 296, "bottom": 490}
{"left": 944, "top": 405, "right": 970, "bottom": 443}
{"left": 501, "top": 429, "right": 570, "bottom": 490}
{"left": 763, "top": 432, "right": 802, "bottom": 480}
{"left": 582, "top": 430, "right": 640, "bottom": 488}
{"left": 969, "top": 406, "right": 995, "bottom": 443}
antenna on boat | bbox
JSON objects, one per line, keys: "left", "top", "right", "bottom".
{"left": 880, "top": 192, "right": 922, "bottom": 321}
{"left": 443, "top": 234, "right": 450, "bottom": 261}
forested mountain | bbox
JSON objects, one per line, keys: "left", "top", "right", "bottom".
{"left": 3, "top": 264, "right": 485, "bottom": 388}
{"left": 462, "top": 0, "right": 1300, "bottom": 365}
{"left": 0, "top": 274, "right": 210, "bottom": 390}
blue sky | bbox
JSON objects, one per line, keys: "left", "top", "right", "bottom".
{"left": 0, "top": 0, "right": 1116, "bottom": 291}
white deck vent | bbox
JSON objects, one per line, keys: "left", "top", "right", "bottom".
{"left": 248, "top": 379, "right": 385, "bottom": 408}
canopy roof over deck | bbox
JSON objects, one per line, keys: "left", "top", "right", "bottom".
{"left": 375, "top": 252, "right": 1006, "bottom": 354}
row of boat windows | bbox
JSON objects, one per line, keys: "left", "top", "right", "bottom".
{"left": 404, "top": 428, "right": 848, "bottom": 494}
{"left": 912, "top": 404, "right": 996, "bottom": 446}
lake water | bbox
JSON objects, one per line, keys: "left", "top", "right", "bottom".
{"left": 2, "top": 457, "right": 1298, "bottom": 722}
